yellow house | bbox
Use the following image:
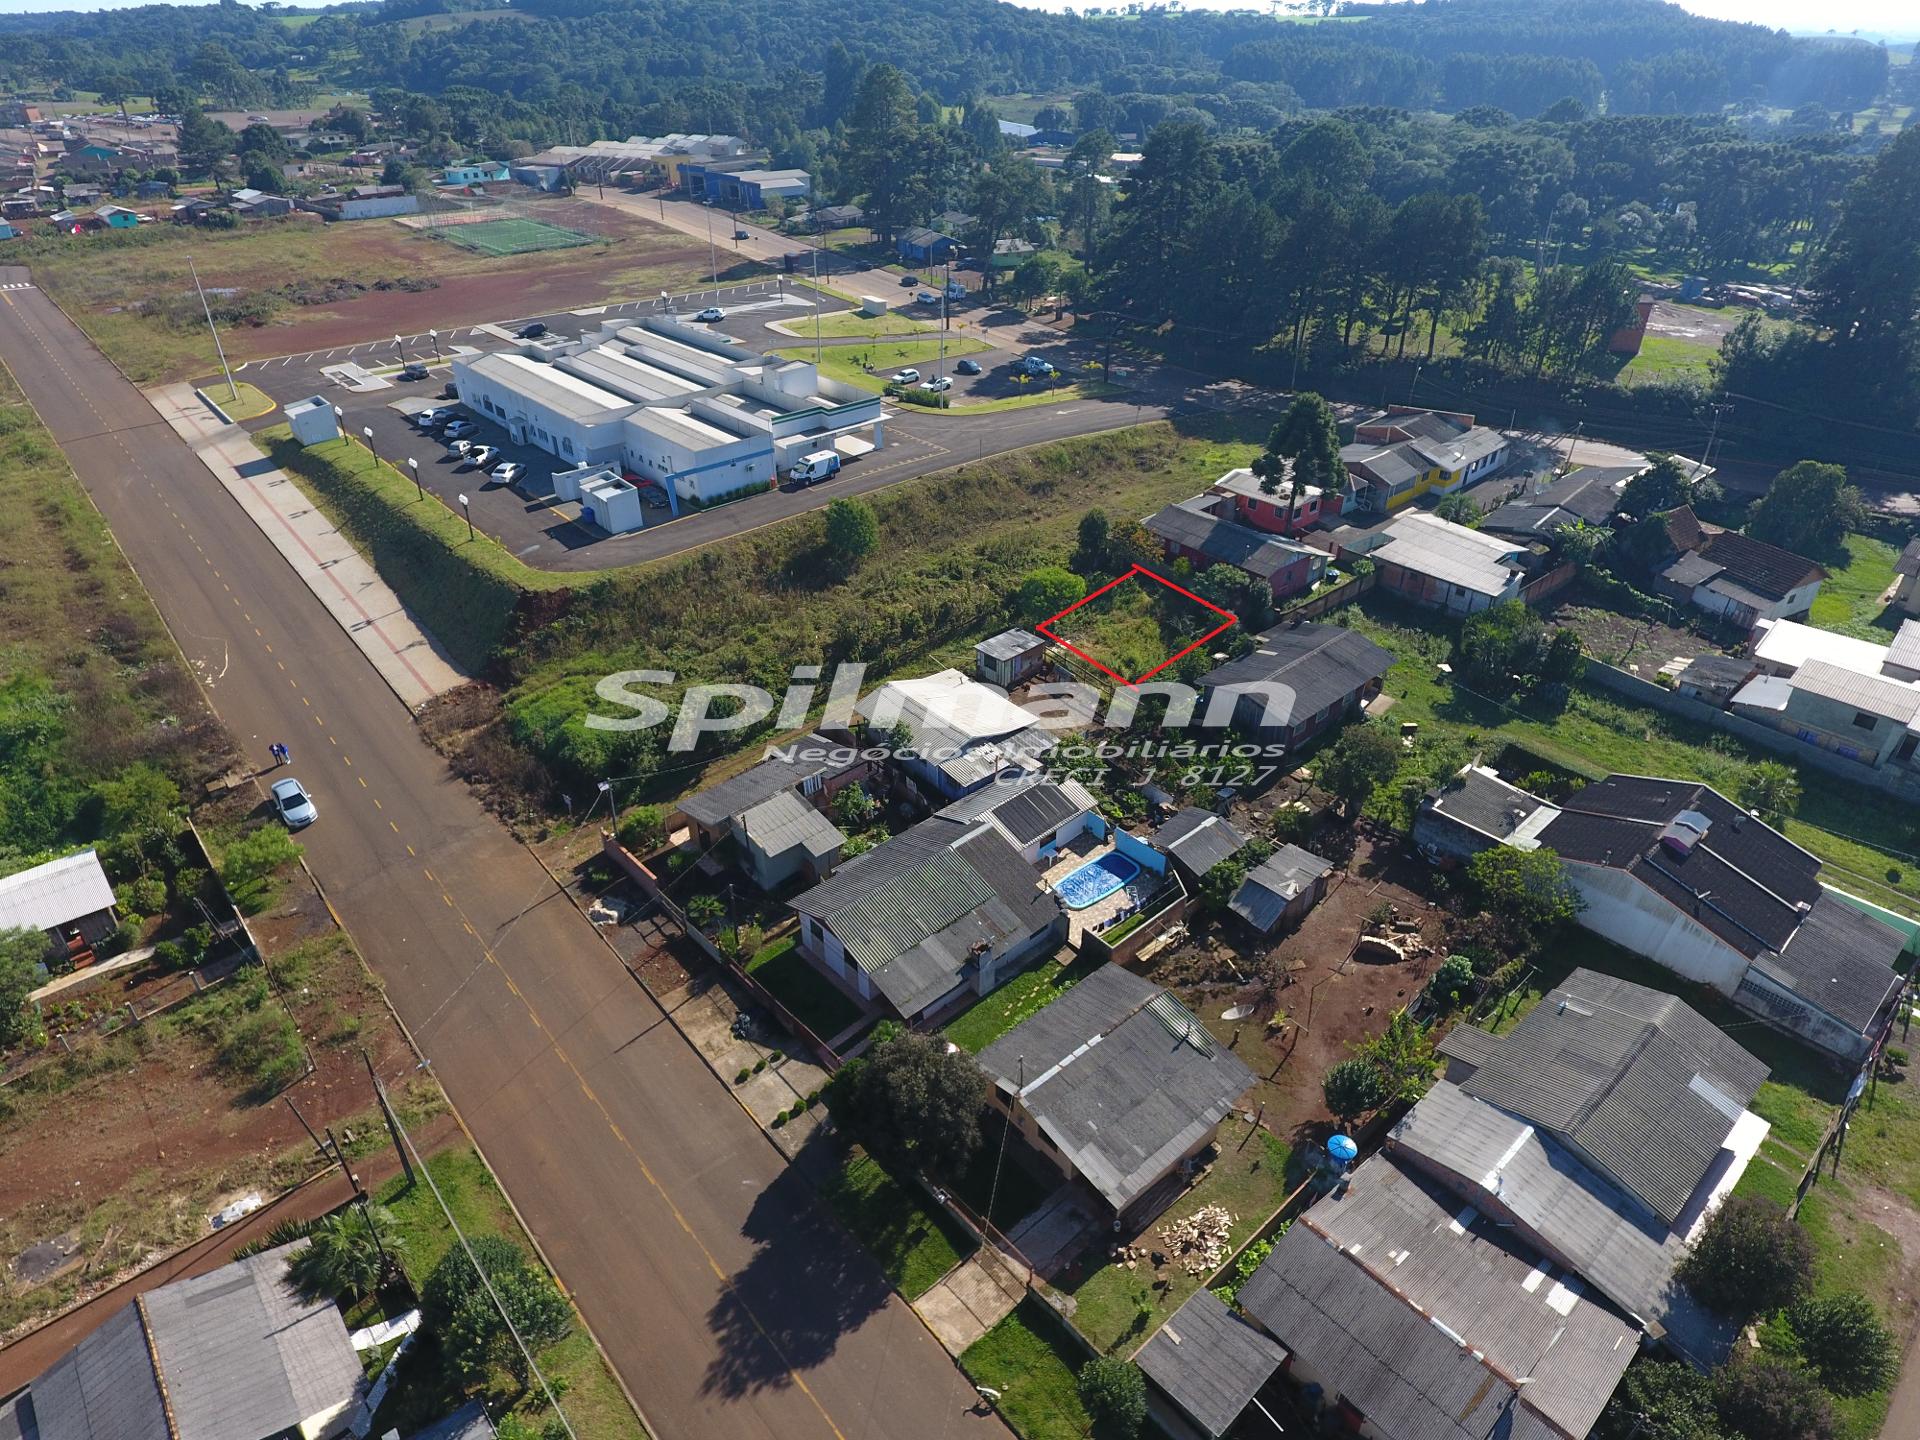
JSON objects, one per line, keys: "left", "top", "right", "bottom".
{"left": 1341, "top": 406, "right": 1512, "bottom": 514}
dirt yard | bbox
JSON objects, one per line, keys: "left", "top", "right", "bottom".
{"left": 1548, "top": 594, "right": 1726, "bottom": 672}
{"left": 0, "top": 861, "right": 432, "bottom": 1339}
{"left": 1138, "top": 831, "right": 1446, "bottom": 1152}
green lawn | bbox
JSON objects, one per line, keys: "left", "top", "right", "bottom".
{"left": 1061, "top": 1128, "right": 1290, "bottom": 1353}
{"left": 1341, "top": 601, "right": 1920, "bottom": 921}
{"left": 196, "top": 378, "right": 279, "bottom": 421}
{"left": 818, "top": 1149, "right": 977, "bottom": 1298}
{"left": 792, "top": 309, "right": 940, "bottom": 340}
{"left": 953, "top": 381, "right": 1127, "bottom": 414}
{"left": 771, "top": 337, "right": 991, "bottom": 391}
{"left": 946, "top": 1129, "right": 1061, "bottom": 1233}
{"left": 745, "top": 934, "right": 867, "bottom": 1043}
{"left": 1808, "top": 533, "right": 1902, "bottom": 640}
{"left": 1616, "top": 332, "right": 1718, "bottom": 387}
{"left": 369, "top": 1146, "right": 645, "bottom": 1440}
{"left": 945, "top": 951, "right": 1103, "bottom": 1053}
{"left": 960, "top": 1301, "right": 1095, "bottom": 1440}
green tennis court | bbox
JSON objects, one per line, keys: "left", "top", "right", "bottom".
{"left": 434, "top": 216, "right": 597, "bottom": 256}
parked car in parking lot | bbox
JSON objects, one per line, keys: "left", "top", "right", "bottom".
{"left": 442, "top": 419, "right": 477, "bottom": 439}
{"left": 891, "top": 368, "right": 920, "bottom": 384}
{"left": 955, "top": 358, "right": 982, "bottom": 375}
{"left": 899, "top": 275, "right": 920, "bottom": 287}
{"left": 271, "top": 777, "right": 317, "bottom": 830}
{"left": 693, "top": 307, "right": 725, "bottom": 322}
{"left": 412, "top": 408, "right": 445, "bottom": 429}
{"left": 401, "top": 362, "right": 428, "bottom": 381}
{"left": 493, "top": 461, "right": 527, "bottom": 488}
{"left": 446, "top": 438, "right": 473, "bottom": 458}
{"left": 922, "top": 376, "right": 953, "bottom": 392}
{"left": 465, "top": 445, "right": 501, "bottom": 470}
{"left": 518, "top": 321, "right": 547, "bottom": 339}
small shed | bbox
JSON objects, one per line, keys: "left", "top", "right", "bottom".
{"left": 0, "top": 849, "right": 118, "bottom": 966}
{"left": 974, "top": 628, "right": 1048, "bottom": 688}
{"left": 1136, "top": 1288, "right": 1288, "bottom": 1439}
{"left": 1228, "top": 844, "right": 1332, "bottom": 935}
{"left": 285, "top": 395, "right": 340, "bottom": 447}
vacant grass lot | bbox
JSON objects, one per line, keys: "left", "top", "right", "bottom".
{"left": 818, "top": 1150, "right": 976, "bottom": 1298}
{"left": 1341, "top": 601, "right": 1920, "bottom": 920}
{"left": 790, "top": 308, "right": 940, "bottom": 339}
{"left": 368, "top": 1146, "right": 644, "bottom": 1440}
{"left": 1616, "top": 332, "right": 1718, "bottom": 386}
{"left": 1808, "top": 532, "right": 1903, "bottom": 639}
{"left": 961, "top": 1301, "right": 1093, "bottom": 1440}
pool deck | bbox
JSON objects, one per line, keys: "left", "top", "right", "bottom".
{"left": 1043, "top": 836, "right": 1162, "bottom": 948}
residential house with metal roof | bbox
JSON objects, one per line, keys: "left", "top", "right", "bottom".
{"left": 1479, "top": 463, "right": 1639, "bottom": 542}
{"left": 0, "top": 1240, "right": 365, "bottom": 1440}
{"left": 1341, "top": 407, "right": 1511, "bottom": 514}
{"left": 1731, "top": 656, "right": 1920, "bottom": 771}
{"left": 1196, "top": 622, "right": 1392, "bottom": 748}
{"left": 1517, "top": 774, "right": 1907, "bottom": 1064}
{"left": 1205, "top": 464, "right": 1342, "bottom": 537}
{"left": 1143, "top": 495, "right": 1326, "bottom": 600}
{"left": 1135, "top": 1288, "right": 1288, "bottom": 1439}
{"left": 789, "top": 815, "right": 1066, "bottom": 1024}
{"left": 0, "top": 848, "right": 117, "bottom": 968}
{"left": 669, "top": 735, "right": 871, "bottom": 890}
{"left": 1344, "top": 511, "right": 1529, "bottom": 615}
{"left": 1148, "top": 808, "right": 1251, "bottom": 885}
{"left": 851, "top": 669, "right": 1058, "bottom": 799}
{"left": 1654, "top": 506, "right": 1826, "bottom": 628}
{"left": 973, "top": 628, "right": 1048, "bottom": 689}
{"left": 975, "top": 964, "right": 1253, "bottom": 1224}
{"left": 1233, "top": 1152, "right": 1642, "bottom": 1439}
{"left": 1413, "top": 763, "right": 1553, "bottom": 864}
{"left": 1227, "top": 844, "right": 1333, "bottom": 935}
{"left": 932, "top": 775, "right": 1101, "bottom": 865}
{"left": 1894, "top": 537, "right": 1920, "bottom": 616}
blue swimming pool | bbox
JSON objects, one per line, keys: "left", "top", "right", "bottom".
{"left": 1054, "top": 852, "right": 1141, "bottom": 910}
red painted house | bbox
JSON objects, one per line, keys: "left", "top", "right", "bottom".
{"left": 1207, "top": 465, "right": 1340, "bottom": 537}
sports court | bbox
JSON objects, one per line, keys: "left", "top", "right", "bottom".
{"left": 431, "top": 215, "right": 597, "bottom": 256}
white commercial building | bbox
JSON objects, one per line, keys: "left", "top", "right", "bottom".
{"left": 451, "top": 316, "right": 886, "bottom": 514}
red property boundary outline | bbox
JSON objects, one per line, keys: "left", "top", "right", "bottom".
{"left": 1036, "top": 565, "right": 1238, "bottom": 687}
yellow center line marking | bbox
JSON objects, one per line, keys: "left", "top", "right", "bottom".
{"left": 388, "top": 820, "right": 397, "bottom": 832}
{"left": 358, "top": 776, "right": 367, "bottom": 788}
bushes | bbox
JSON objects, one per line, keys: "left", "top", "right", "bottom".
{"left": 1678, "top": 1194, "right": 1813, "bottom": 1320}
{"left": 614, "top": 804, "right": 665, "bottom": 852}
{"left": 1787, "top": 1291, "right": 1897, "bottom": 1396}
{"left": 1076, "top": 1356, "right": 1147, "bottom": 1439}
{"left": 421, "top": 1234, "right": 573, "bottom": 1387}
{"left": 219, "top": 825, "right": 302, "bottom": 913}
{"left": 1322, "top": 1057, "right": 1387, "bottom": 1127}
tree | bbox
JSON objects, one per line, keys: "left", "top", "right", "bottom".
{"left": 844, "top": 65, "right": 936, "bottom": 241}
{"left": 1810, "top": 126, "right": 1920, "bottom": 389}
{"left": 287, "top": 1206, "right": 402, "bottom": 1302}
{"left": 220, "top": 825, "right": 302, "bottom": 911}
{"left": 421, "top": 1234, "right": 572, "bottom": 1387}
{"left": 1541, "top": 627, "right": 1584, "bottom": 684}
{"left": 1465, "top": 846, "right": 1582, "bottom": 936}
{"left": 1746, "top": 461, "right": 1865, "bottom": 557}
{"left": 686, "top": 894, "right": 725, "bottom": 932}
{"left": 1619, "top": 454, "right": 1699, "bottom": 518}
{"left": 1712, "top": 1357, "right": 1835, "bottom": 1440}
{"left": 1014, "top": 566, "right": 1085, "bottom": 623}
{"left": 1594, "top": 1360, "right": 1726, "bottom": 1440}
{"left": 176, "top": 105, "right": 233, "bottom": 177}
{"left": 1427, "top": 954, "right": 1476, "bottom": 1010}
{"left": 1073, "top": 509, "right": 1111, "bottom": 574}
{"left": 841, "top": 1029, "right": 988, "bottom": 1178}
{"left": 831, "top": 783, "right": 877, "bottom": 830}
{"left": 1554, "top": 521, "right": 1611, "bottom": 567}
{"left": 1678, "top": 1194, "right": 1814, "bottom": 1319}
{"left": 1077, "top": 1357, "right": 1147, "bottom": 1439}
{"left": 1788, "top": 1290, "right": 1897, "bottom": 1396}
{"left": 1192, "top": 564, "right": 1270, "bottom": 628}
{"left": 1739, "top": 761, "right": 1802, "bottom": 820}
{"left": 1319, "top": 722, "right": 1401, "bottom": 819}
{"left": 1431, "top": 492, "right": 1482, "bottom": 527}
{"left": 1322, "top": 1057, "right": 1388, "bottom": 1126}
{"left": 96, "top": 763, "right": 181, "bottom": 873}
{"left": 967, "top": 152, "right": 1048, "bottom": 287}
{"left": 1253, "top": 393, "right": 1346, "bottom": 498}
{"left": 823, "top": 498, "right": 879, "bottom": 573}
{"left": 1458, "top": 599, "right": 1548, "bottom": 688}
{"left": 0, "top": 927, "right": 43, "bottom": 1049}
{"left": 1355, "top": 1009, "right": 1437, "bottom": 1104}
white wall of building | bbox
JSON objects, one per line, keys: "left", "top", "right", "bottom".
{"left": 454, "top": 356, "right": 630, "bottom": 466}
{"left": 1564, "top": 860, "right": 1751, "bottom": 994}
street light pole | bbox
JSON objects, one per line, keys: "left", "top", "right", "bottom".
{"left": 458, "top": 492, "right": 473, "bottom": 540}
{"left": 188, "top": 255, "right": 238, "bottom": 404}
{"left": 703, "top": 199, "right": 717, "bottom": 286}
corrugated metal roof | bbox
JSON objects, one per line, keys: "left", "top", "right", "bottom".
{"left": 739, "top": 790, "right": 843, "bottom": 860}
{"left": 1763, "top": 893, "right": 1904, "bottom": 1032}
{"left": 936, "top": 776, "right": 1096, "bottom": 847}
{"left": 1441, "top": 968, "right": 1767, "bottom": 1226}
{"left": 1371, "top": 512, "right": 1527, "bottom": 597}
{"left": 1228, "top": 845, "right": 1331, "bottom": 933}
{"left": 1198, "top": 623, "right": 1393, "bottom": 729}
{"left": 676, "top": 736, "right": 857, "bottom": 828}
{"left": 0, "top": 849, "right": 115, "bottom": 933}
{"left": 1238, "top": 1223, "right": 1520, "bottom": 1440}
{"left": 10, "top": 1301, "right": 167, "bottom": 1440}
{"left": 1144, "top": 497, "right": 1317, "bottom": 581}
{"left": 1135, "top": 1289, "right": 1286, "bottom": 1438}
{"left": 976, "top": 628, "right": 1046, "bottom": 663}
{"left": 1751, "top": 618, "right": 1896, "bottom": 677}
{"left": 1788, "top": 658, "right": 1920, "bottom": 725}
{"left": 1306, "top": 1156, "right": 1638, "bottom": 1439}
{"left": 977, "top": 966, "right": 1253, "bottom": 1212}
{"left": 1150, "top": 808, "right": 1248, "bottom": 876}
{"left": 1420, "top": 767, "right": 1545, "bottom": 843}
{"left": 1888, "top": 619, "right": 1920, "bottom": 676}
{"left": 459, "top": 352, "right": 636, "bottom": 423}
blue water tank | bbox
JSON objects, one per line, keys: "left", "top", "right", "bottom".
{"left": 1328, "top": 1134, "right": 1358, "bottom": 1165}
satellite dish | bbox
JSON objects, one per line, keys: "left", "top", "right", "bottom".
{"left": 1221, "top": 1003, "right": 1255, "bottom": 1021}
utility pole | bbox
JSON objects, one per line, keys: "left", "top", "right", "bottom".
{"left": 363, "top": 1049, "right": 415, "bottom": 1187}
{"left": 1702, "top": 401, "right": 1732, "bottom": 469}
{"left": 188, "top": 255, "right": 237, "bottom": 404}
{"left": 811, "top": 244, "right": 823, "bottom": 366}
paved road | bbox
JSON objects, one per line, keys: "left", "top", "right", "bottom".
{"left": 0, "top": 267, "right": 1005, "bottom": 1440}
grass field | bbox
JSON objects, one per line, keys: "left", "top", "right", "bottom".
{"left": 196, "top": 378, "right": 279, "bottom": 420}
{"left": 1808, "top": 532, "right": 1902, "bottom": 639}
{"left": 433, "top": 217, "right": 595, "bottom": 257}
{"left": 945, "top": 952, "right": 1103, "bottom": 1053}
{"left": 771, "top": 337, "right": 991, "bottom": 391}
{"left": 952, "top": 381, "right": 1126, "bottom": 413}
{"left": 1616, "top": 332, "right": 1719, "bottom": 385}
{"left": 368, "top": 1146, "right": 644, "bottom": 1440}
{"left": 960, "top": 1301, "right": 1093, "bottom": 1440}
{"left": 782, "top": 309, "right": 941, "bottom": 340}
{"left": 818, "top": 1150, "right": 976, "bottom": 1298}
{"left": 744, "top": 935, "right": 865, "bottom": 1042}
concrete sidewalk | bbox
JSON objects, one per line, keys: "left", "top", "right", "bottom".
{"left": 146, "top": 383, "right": 465, "bottom": 710}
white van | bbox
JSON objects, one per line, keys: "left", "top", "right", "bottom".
{"left": 790, "top": 451, "right": 842, "bottom": 485}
